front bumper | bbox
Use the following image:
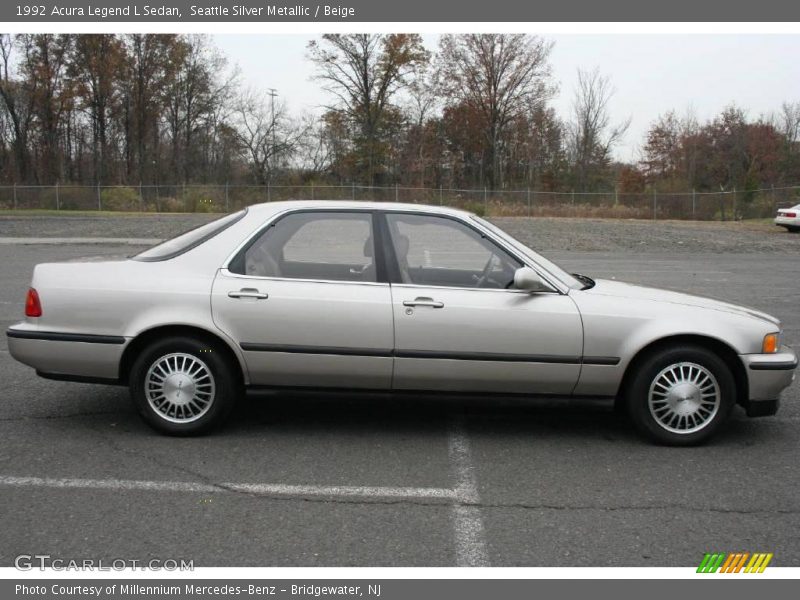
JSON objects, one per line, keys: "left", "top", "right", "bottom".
{"left": 740, "top": 345, "right": 798, "bottom": 404}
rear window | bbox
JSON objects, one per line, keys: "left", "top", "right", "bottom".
{"left": 133, "top": 209, "right": 247, "bottom": 262}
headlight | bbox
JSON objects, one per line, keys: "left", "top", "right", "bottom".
{"left": 762, "top": 332, "right": 781, "bottom": 354}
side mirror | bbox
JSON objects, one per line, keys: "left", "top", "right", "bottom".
{"left": 513, "top": 267, "right": 552, "bottom": 292}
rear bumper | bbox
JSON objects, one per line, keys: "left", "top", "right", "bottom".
{"left": 740, "top": 345, "right": 797, "bottom": 405}
{"left": 775, "top": 217, "right": 800, "bottom": 227}
{"left": 6, "top": 325, "right": 126, "bottom": 381}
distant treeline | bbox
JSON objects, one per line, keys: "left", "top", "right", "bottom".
{"left": 1, "top": 33, "right": 799, "bottom": 198}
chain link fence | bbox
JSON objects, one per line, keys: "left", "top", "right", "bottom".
{"left": 0, "top": 183, "right": 798, "bottom": 220}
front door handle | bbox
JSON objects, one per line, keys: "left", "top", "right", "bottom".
{"left": 228, "top": 288, "right": 269, "bottom": 300}
{"left": 403, "top": 297, "right": 444, "bottom": 308}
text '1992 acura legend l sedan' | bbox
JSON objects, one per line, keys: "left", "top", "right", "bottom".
{"left": 6, "top": 201, "right": 797, "bottom": 445}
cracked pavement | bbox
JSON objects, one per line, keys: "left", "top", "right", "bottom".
{"left": 0, "top": 236, "right": 798, "bottom": 567}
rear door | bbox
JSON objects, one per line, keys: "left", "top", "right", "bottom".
{"left": 212, "top": 210, "right": 394, "bottom": 389}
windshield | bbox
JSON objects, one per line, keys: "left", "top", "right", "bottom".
{"left": 133, "top": 209, "right": 247, "bottom": 261}
{"left": 471, "top": 216, "right": 583, "bottom": 290}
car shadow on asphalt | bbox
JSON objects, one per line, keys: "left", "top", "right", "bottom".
{"left": 229, "top": 391, "right": 631, "bottom": 441}
{"left": 224, "top": 391, "right": 781, "bottom": 447}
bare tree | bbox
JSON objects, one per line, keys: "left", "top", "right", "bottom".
{"left": 17, "top": 34, "right": 74, "bottom": 183}
{"left": 307, "top": 34, "right": 429, "bottom": 184}
{"left": 69, "top": 34, "right": 125, "bottom": 184}
{"left": 164, "top": 34, "right": 237, "bottom": 183}
{"left": 121, "top": 34, "right": 184, "bottom": 183}
{"left": 233, "top": 89, "right": 309, "bottom": 184}
{"left": 401, "top": 64, "right": 439, "bottom": 187}
{"left": 437, "top": 34, "right": 554, "bottom": 189}
{"left": 772, "top": 101, "right": 800, "bottom": 183}
{"left": 775, "top": 101, "right": 800, "bottom": 144}
{"left": 0, "top": 34, "right": 36, "bottom": 181}
{"left": 567, "top": 67, "right": 630, "bottom": 191}
{"left": 295, "top": 113, "right": 336, "bottom": 176}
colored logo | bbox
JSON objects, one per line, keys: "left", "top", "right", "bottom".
{"left": 697, "top": 553, "right": 773, "bottom": 573}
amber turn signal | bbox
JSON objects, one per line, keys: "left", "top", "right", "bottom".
{"left": 762, "top": 333, "right": 779, "bottom": 354}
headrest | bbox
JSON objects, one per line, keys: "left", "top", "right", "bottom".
{"left": 394, "top": 233, "right": 410, "bottom": 256}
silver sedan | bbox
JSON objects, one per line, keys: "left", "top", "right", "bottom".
{"left": 6, "top": 201, "right": 797, "bottom": 445}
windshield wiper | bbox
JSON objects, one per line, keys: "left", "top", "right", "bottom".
{"left": 572, "top": 273, "right": 596, "bottom": 290}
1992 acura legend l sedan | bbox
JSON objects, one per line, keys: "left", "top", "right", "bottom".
{"left": 6, "top": 201, "right": 797, "bottom": 444}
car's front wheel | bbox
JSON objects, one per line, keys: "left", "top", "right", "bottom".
{"left": 625, "top": 345, "right": 736, "bottom": 445}
{"left": 129, "top": 336, "right": 239, "bottom": 435}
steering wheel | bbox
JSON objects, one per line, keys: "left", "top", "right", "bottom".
{"left": 473, "top": 254, "right": 497, "bottom": 288}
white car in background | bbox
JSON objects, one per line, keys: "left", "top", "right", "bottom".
{"left": 775, "top": 204, "right": 800, "bottom": 232}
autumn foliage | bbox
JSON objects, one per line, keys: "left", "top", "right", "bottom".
{"left": 0, "top": 33, "right": 798, "bottom": 203}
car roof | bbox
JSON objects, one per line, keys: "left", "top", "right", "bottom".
{"left": 243, "top": 200, "right": 475, "bottom": 220}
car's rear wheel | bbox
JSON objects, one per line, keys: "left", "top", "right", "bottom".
{"left": 625, "top": 345, "right": 736, "bottom": 445}
{"left": 129, "top": 336, "right": 239, "bottom": 435}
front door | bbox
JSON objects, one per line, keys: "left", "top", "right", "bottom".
{"left": 212, "top": 210, "right": 394, "bottom": 389}
{"left": 383, "top": 212, "right": 583, "bottom": 395}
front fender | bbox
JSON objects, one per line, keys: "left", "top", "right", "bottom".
{"left": 571, "top": 291, "right": 773, "bottom": 397}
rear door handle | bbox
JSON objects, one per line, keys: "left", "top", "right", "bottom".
{"left": 228, "top": 288, "right": 268, "bottom": 300}
{"left": 403, "top": 297, "right": 444, "bottom": 308}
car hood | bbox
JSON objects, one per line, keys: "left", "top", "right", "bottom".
{"left": 584, "top": 279, "right": 780, "bottom": 327}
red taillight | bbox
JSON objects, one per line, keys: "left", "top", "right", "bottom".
{"left": 25, "top": 288, "right": 42, "bottom": 317}
{"left": 782, "top": 211, "right": 797, "bottom": 218}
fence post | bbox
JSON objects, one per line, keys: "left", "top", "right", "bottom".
{"left": 225, "top": 181, "right": 229, "bottom": 212}
{"left": 352, "top": 181, "right": 355, "bottom": 200}
{"left": 97, "top": 183, "right": 101, "bottom": 211}
{"left": 139, "top": 181, "right": 144, "bottom": 212}
{"left": 311, "top": 181, "right": 314, "bottom": 200}
{"left": 571, "top": 190, "right": 575, "bottom": 214}
{"left": 13, "top": 182, "right": 17, "bottom": 210}
{"left": 395, "top": 183, "right": 399, "bottom": 203}
{"left": 483, "top": 187, "right": 488, "bottom": 213}
{"left": 267, "top": 181, "right": 271, "bottom": 203}
{"left": 55, "top": 181, "right": 60, "bottom": 211}
{"left": 527, "top": 188, "right": 531, "bottom": 218}
{"left": 732, "top": 186, "right": 737, "bottom": 221}
{"left": 614, "top": 186, "right": 618, "bottom": 206}
{"left": 692, "top": 188, "right": 696, "bottom": 220}
{"left": 439, "top": 185, "right": 443, "bottom": 205}
{"left": 183, "top": 182, "right": 187, "bottom": 212}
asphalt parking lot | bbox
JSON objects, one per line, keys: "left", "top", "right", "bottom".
{"left": 0, "top": 221, "right": 798, "bottom": 567}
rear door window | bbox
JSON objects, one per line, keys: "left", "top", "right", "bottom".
{"left": 229, "top": 212, "right": 378, "bottom": 283}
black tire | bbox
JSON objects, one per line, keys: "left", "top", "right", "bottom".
{"left": 787, "top": 226, "right": 800, "bottom": 233}
{"left": 625, "top": 345, "right": 736, "bottom": 446}
{"left": 129, "top": 336, "right": 240, "bottom": 435}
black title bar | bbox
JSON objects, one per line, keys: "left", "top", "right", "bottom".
{"left": 3, "top": 0, "right": 800, "bottom": 22}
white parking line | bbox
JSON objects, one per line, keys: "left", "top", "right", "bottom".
{"left": 0, "top": 418, "right": 493, "bottom": 567}
{"left": 0, "top": 475, "right": 458, "bottom": 502}
{"left": 447, "top": 415, "right": 490, "bottom": 567}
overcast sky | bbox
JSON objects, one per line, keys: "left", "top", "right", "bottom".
{"left": 215, "top": 34, "right": 800, "bottom": 162}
